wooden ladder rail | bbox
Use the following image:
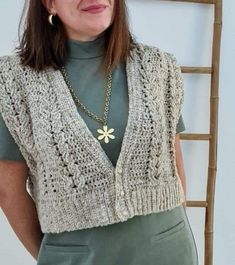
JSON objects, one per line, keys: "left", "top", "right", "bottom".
{"left": 158, "top": 0, "right": 223, "bottom": 264}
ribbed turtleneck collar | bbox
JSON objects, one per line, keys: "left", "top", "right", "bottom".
{"left": 66, "top": 34, "right": 106, "bottom": 59}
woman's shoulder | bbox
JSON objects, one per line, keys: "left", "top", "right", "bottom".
{"left": 0, "top": 53, "right": 47, "bottom": 88}
{"left": 0, "top": 54, "right": 35, "bottom": 104}
{"left": 0, "top": 53, "right": 24, "bottom": 79}
{"left": 132, "top": 41, "right": 180, "bottom": 74}
{"left": 0, "top": 53, "right": 21, "bottom": 67}
{"left": 133, "top": 41, "right": 180, "bottom": 69}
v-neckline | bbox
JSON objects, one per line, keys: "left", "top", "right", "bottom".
{"left": 46, "top": 45, "right": 142, "bottom": 175}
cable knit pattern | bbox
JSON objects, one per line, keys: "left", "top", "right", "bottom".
{"left": 0, "top": 42, "right": 185, "bottom": 233}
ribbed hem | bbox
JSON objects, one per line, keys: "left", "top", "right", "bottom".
{"left": 126, "top": 180, "right": 185, "bottom": 217}
{"left": 37, "top": 180, "right": 185, "bottom": 234}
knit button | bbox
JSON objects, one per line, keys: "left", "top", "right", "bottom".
{"left": 115, "top": 199, "right": 129, "bottom": 220}
{"left": 116, "top": 199, "right": 124, "bottom": 209}
{"left": 120, "top": 191, "right": 125, "bottom": 196}
{"left": 123, "top": 210, "right": 128, "bottom": 216}
{"left": 117, "top": 168, "right": 122, "bottom": 174}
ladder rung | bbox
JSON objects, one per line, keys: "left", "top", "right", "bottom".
{"left": 179, "top": 133, "right": 211, "bottom": 140}
{"left": 186, "top": 201, "right": 208, "bottom": 207}
{"left": 181, "top": 66, "right": 212, "bottom": 74}
{"left": 164, "top": 0, "right": 216, "bottom": 4}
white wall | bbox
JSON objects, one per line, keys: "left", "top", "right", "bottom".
{"left": 0, "top": 1, "right": 234, "bottom": 265}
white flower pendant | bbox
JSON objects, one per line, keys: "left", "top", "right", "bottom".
{"left": 97, "top": 125, "right": 115, "bottom": 144}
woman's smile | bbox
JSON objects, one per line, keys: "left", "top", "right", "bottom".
{"left": 81, "top": 5, "right": 107, "bottom": 14}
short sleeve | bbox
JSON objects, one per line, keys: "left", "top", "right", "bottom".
{"left": 176, "top": 114, "right": 186, "bottom": 133}
{"left": 0, "top": 112, "right": 26, "bottom": 161}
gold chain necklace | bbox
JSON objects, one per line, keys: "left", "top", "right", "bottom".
{"left": 60, "top": 65, "right": 115, "bottom": 144}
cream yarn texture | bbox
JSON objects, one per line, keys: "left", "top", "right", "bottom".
{"left": 0, "top": 42, "right": 185, "bottom": 233}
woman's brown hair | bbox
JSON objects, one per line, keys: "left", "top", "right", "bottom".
{"left": 15, "top": 0, "right": 137, "bottom": 74}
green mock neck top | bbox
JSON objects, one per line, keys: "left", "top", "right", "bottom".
{"left": 0, "top": 35, "right": 185, "bottom": 164}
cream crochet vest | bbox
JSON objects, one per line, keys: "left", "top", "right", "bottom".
{"left": 0, "top": 42, "right": 185, "bottom": 233}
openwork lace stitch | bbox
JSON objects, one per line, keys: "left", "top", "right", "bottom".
{"left": 0, "top": 42, "right": 185, "bottom": 233}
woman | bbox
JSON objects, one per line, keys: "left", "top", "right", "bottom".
{"left": 0, "top": 0, "right": 198, "bottom": 264}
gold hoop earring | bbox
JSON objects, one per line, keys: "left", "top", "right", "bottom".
{"left": 48, "top": 13, "right": 56, "bottom": 26}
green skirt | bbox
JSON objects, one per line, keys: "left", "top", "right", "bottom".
{"left": 37, "top": 204, "right": 198, "bottom": 265}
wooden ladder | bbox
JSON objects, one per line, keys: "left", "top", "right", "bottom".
{"left": 160, "top": 0, "right": 223, "bottom": 264}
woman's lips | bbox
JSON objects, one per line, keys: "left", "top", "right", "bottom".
{"left": 82, "top": 5, "right": 107, "bottom": 14}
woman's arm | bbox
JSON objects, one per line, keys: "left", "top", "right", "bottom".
{"left": 174, "top": 134, "right": 187, "bottom": 207}
{"left": 0, "top": 160, "right": 43, "bottom": 261}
